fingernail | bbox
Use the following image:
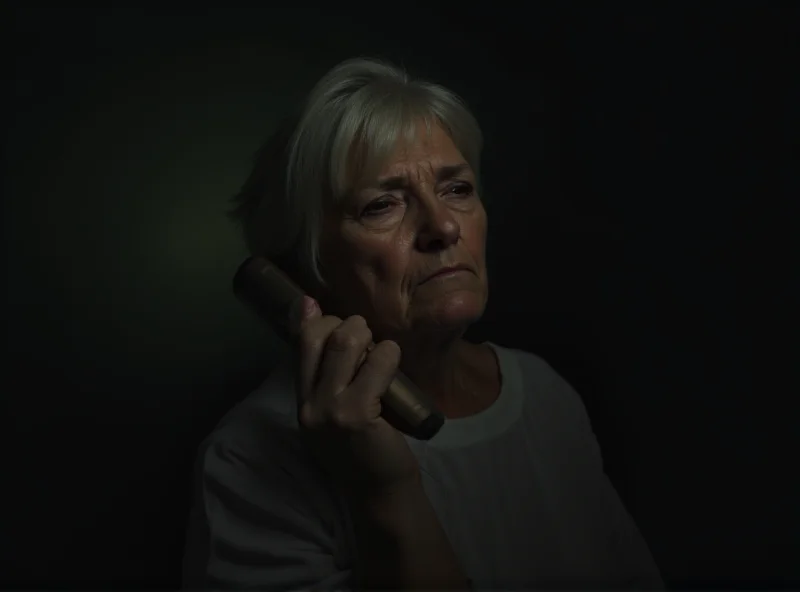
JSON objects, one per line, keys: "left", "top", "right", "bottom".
{"left": 303, "top": 296, "right": 317, "bottom": 318}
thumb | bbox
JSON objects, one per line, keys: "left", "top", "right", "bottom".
{"left": 291, "top": 295, "right": 320, "bottom": 338}
{"left": 300, "top": 295, "right": 321, "bottom": 324}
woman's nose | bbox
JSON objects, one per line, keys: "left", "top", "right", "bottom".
{"left": 415, "top": 200, "right": 461, "bottom": 253}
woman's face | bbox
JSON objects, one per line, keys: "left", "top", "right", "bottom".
{"left": 319, "top": 122, "right": 488, "bottom": 344}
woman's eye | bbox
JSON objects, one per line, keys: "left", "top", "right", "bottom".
{"left": 361, "top": 199, "right": 394, "bottom": 217}
{"left": 447, "top": 182, "right": 474, "bottom": 197}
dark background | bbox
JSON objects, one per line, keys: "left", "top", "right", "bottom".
{"left": 2, "top": 2, "right": 798, "bottom": 589}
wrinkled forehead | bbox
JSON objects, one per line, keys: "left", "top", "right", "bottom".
{"left": 379, "top": 125, "right": 469, "bottom": 179}
{"left": 332, "top": 116, "right": 469, "bottom": 200}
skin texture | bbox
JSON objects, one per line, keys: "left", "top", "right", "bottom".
{"left": 317, "top": 121, "right": 499, "bottom": 417}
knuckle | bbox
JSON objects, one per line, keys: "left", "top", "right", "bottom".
{"left": 346, "top": 315, "right": 372, "bottom": 342}
{"left": 328, "top": 328, "right": 361, "bottom": 351}
{"left": 300, "top": 316, "right": 339, "bottom": 352}
{"left": 370, "top": 340, "right": 402, "bottom": 367}
{"left": 348, "top": 316, "right": 373, "bottom": 342}
{"left": 328, "top": 316, "right": 372, "bottom": 352}
{"left": 347, "top": 315, "right": 369, "bottom": 329}
{"left": 329, "top": 407, "right": 351, "bottom": 427}
{"left": 360, "top": 325, "right": 373, "bottom": 345}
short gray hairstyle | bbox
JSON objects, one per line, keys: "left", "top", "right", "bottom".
{"left": 229, "top": 57, "right": 483, "bottom": 292}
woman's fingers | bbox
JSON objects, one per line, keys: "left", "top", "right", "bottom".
{"left": 297, "top": 297, "right": 340, "bottom": 402}
{"left": 348, "top": 340, "right": 402, "bottom": 406}
{"left": 297, "top": 297, "right": 379, "bottom": 429}
{"left": 315, "top": 315, "right": 373, "bottom": 397}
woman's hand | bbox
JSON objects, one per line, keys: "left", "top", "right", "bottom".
{"left": 296, "top": 296, "right": 420, "bottom": 497}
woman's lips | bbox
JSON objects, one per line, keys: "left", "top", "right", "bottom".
{"left": 420, "top": 266, "right": 472, "bottom": 284}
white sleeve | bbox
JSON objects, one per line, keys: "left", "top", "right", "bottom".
{"left": 187, "top": 428, "right": 354, "bottom": 590}
{"left": 551, "top": 366, "right": 665, "bottom": 590}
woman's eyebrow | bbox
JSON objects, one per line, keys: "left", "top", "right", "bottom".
{"left": 375, "top": 163, "right": 472, "bottom": 190}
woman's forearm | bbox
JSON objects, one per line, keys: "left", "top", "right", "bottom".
{"left": 350, "top": 478, "right": 470, "bottom": 590}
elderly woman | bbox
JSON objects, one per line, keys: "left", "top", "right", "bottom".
{"left": 182, "top": 58, "right": 663, "bottom": 590}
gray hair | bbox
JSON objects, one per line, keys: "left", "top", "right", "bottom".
{"left": 229, "top": 57, "right": 483, "bottom": 292}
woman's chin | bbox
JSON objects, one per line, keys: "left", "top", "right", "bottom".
{"left": 412, "top": 292, "right": 486, "bottom": 332}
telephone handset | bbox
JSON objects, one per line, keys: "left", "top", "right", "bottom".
{"left": 233, "top": 256, "right": 445, "bottom": 440}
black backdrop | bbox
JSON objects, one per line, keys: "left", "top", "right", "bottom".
{"left": 3, "top": 2, "right": 798, "bottom": 589}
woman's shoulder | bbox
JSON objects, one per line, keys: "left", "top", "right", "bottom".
{"left": 490, "top": 342, "right": 590, "bottom": 415}
{"left": 184, "top": 359, "right": 348, "bottom": 589}
{"left": 198, "top": 358, "right": 308, "bottom": 478}
{"left": 489, "top": 343, "right": 603, "bottom": 467}
{"left": 489, "top": 342, "right": 565, "bottom": 387}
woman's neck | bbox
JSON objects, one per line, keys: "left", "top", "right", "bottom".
{"left": 397, "top": 337, "right": 499, "bottom": 419}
